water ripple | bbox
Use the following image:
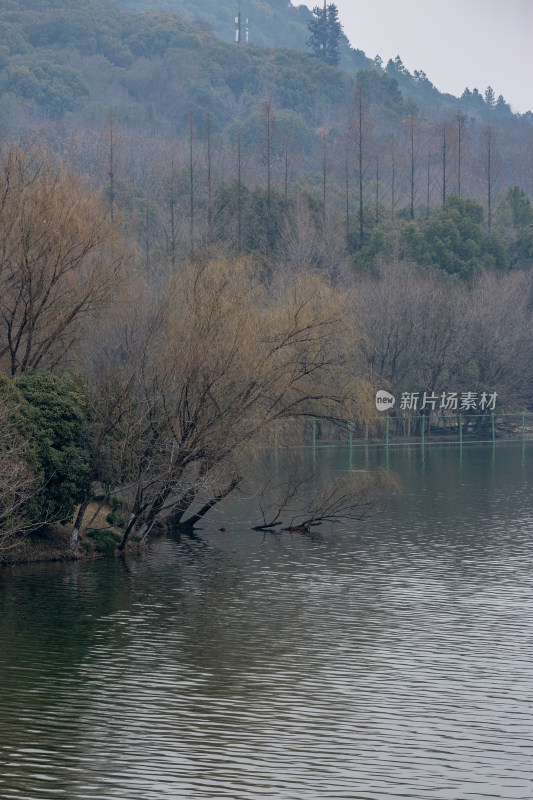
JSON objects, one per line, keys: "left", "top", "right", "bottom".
{"left": 1, "top": 444, "right": 533, "bottom": 799}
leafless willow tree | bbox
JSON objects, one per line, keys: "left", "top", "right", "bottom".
{"left": 0, "top": 145, "right": 127, "bottom": 375}
{"left": 91, "top": 255, "right": 376, "bottom": 548}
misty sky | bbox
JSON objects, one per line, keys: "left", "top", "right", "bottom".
{"left": 303, "top": 0, "right": 532, "bottom": 113}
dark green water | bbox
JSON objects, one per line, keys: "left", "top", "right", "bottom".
{"left": 1, "top": 443, "right": 532, "bottom": 800}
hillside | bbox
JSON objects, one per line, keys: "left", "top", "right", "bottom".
{"left": 1, "top": 0, "right": 532, "bottom": 279}
{"left": 113, "top": 0, "right": 374, "bottom": 74}
{"left": 112, "top": 0, "right": 529, "bottom": 122}
{"left": 115, "top": 0, "right": 312, "bottom": 50}
{"left": 0, "top": 0, "right": 356, "bottom": 137}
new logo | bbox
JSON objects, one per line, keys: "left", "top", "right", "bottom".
{"left": 375, "top": 390, "right": 396, "bottom": 411}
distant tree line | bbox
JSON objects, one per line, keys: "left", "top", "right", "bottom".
{"left": 76, "top": 88, "right": 533, "bottom": 284}
{"left": 2, "top": 143, "right": 533, "bottom": 561}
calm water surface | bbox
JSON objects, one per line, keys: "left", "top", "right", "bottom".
{"left": 1, "top": 444, "right": 532, "bottom": 800}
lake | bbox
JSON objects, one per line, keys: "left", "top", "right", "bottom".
{"left": 1, "top": 443, "right": 532, "bottom": 799}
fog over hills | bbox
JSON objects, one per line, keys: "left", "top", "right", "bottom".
{"left": 0, "top": 0, "right": 532, "bottom": 278}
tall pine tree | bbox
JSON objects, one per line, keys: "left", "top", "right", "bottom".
{"left": 307, "top": 2, "right": 342, "bottom": 68}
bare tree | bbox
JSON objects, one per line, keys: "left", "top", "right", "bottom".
{"left": 261, "top": 98, "right": 275, "bottom": 256}
{"left": 465, "top": 271, "right": 533, "bottom": 409}
{"left": 189, "top": 109, "right": 195, "bottom": 253}
{"left": 291, "top": 469, "right": 397, "bottom": 530}
{"left": 109, "top": 255, "right": 373, "bottom": 546}
{"left": 481, "top": 124, "right": 502, "bottom": 233}
{"left": 406, "top": 114, "right": 422, "bottom": 220}
{"left": 277, "top": 195, "right": 321, "bottom": 274}
{"left": 351, "top": 87, "right": 373, "bottom": 245}
{"left": 0, "top": 145, "right": 126, "bottom": 375}
{"left": 389, "top": 132, "right": 399, "bottom": 220}
{"left": 205, "top": 111, "right": 214, "bottom": 244}
{"left": 251, "top": 457, "right": 396, "bottom": 532}
{"left": 454, "top": 110, "right": 467, "bottom": 198}
{"left": 439, "top": 121, "right": 451, "bottom": 206}
{"left": 356, "top": 262, "right": 465, "bottom": 394}
{"left": 107, "top": 106, "right": 116, "bottom": 221}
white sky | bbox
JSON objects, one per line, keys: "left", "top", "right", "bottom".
{"left": 302, "top": 0, "right": 533, "bottom": 113}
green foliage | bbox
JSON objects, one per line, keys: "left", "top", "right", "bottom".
{"left": 13, "top": 370, "right": 91, "bottom": 524}
{"left": 505, "top": 186, "right": 533, "bottom": 229}
{"left": 86, "top": 527, "right": 122, "bottom": 553}
{"left": 222, "top": 108, "right": 317, "bottom": 156}
{"left": 106, "top": 511, "right": 126, "bottom": 528}
{"left": 116, "top": 0, "right": 313, "bottom": 51}
{"left": 214, "top": 180, "right": 290, "bottom": 255}
{"left": 4, "top": 57, "right": 89, "bottom": 115}
{"left": 307, "top": 3, "right": 342, "bottom": 68}
{"left": 356, "top": 69, "right": 408, "bottom": 117}
{"left": 0, "top": 0, "right": 352, "bottom": 129}
{"left": 509, "top": 225, "right": 533, "bottom": 270}
{"left": 356, "top": 197, "right": 513, "bottom": 279}
{"left": 493, "top": 188, "right": 533, "bottom": 271}
{"left": 109, "top": 496, "right": 124, "bottom": 512}
{"left": 416, "top": 196, "right": 508, "bottom": 280}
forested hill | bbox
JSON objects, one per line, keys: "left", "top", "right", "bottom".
{"left": 112, "top": 0, "right": 373, "bottom": 74}
{"left": 115, "top": 0, "right": 312, "bottom": 50}
{"left": 0, "top": 0, "right": 529, "bottom": 138}
{"left": 113, "top": 0, "right": 529, "bottom": 120}
{"left": 0, "top": 0, "right": 356, "bottom": 134}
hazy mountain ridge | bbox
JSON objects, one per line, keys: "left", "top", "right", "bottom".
{"left": 1, "top": 0, "right": 532, "bottom": 252}
{"left": 113, "top": 0, "right": 374, "bottom": 74}
{"left": 0, "top": 0, "right": 356, "bottom": 136}
{"left": 0, "top": 0, "right": 528, "bottom": 140}
{"left": 112, "top": 0, "right": 530, "bottom": 121}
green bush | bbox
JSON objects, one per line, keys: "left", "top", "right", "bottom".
{"left": 14, "top": 370, "right": 92, "bottom": 525}
{"left": 86, "top": 528, "right": 122, "bottom": 553}
{"left": 109, "top": 496, "right": 123, "bottom": 512}
{"left": 106, "top": 511, "right": 126, "bottom": 528}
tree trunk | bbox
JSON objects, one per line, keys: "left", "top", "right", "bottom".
{"left": 70, "top": 498, "right": 90, "bottom": 551}
{"left": 180, "top": 477, "right": 240, "bottom": 528}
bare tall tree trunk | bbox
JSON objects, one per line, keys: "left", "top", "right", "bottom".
{"left": 107, "top": 106, "right": 115, "bottom": 222}
{"left": 169, "top": 152, "right": 177, "bottom": 267}
{"left": 189, "top": 109, "right": 195, "bottom": 254}
{"left": 483, "top": 124, "right": 499, "bottom": 234}
{"left": 344, "top": 137, "right": 350, "bottom": 247}
{"left": 262, "top": 99, "right": 273, "bottom": 257}
{"left": 354, "top": 88, "right": 366, "bottom": 246}
{"left": 206, "top": 111, "right": 213, "bottom": 244}
{"left": 455, "top": 110, "right": 467, "bottom": 198}
{"left": 237, "top": 129, "right": 242, "bottom": 252}
{"left": 321, "top": 129, "right": 327, "bottom": 223}
{"left": 375, "top": 151, "right": 380, "bottom": 224}
{"left": 285, "top": 144, "right": 289, "bottom": 200}
{"left": 390, "top": 133, "right": 396, "bottom": 221}
{"left": 407, "top": 115, "right": 419, "bottom": 220}
{"left": 441, "top": 123, "right": 449, "bottom": 206}
{"left": 144, "top": 192, "right": 150, "bottom": 268}
{"left": 426, "top": 145, "right": 432, "bottom": 220}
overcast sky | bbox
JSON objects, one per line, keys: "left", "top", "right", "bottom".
{"left": 303, "top": 0, "right": 533, "bottom": 113}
